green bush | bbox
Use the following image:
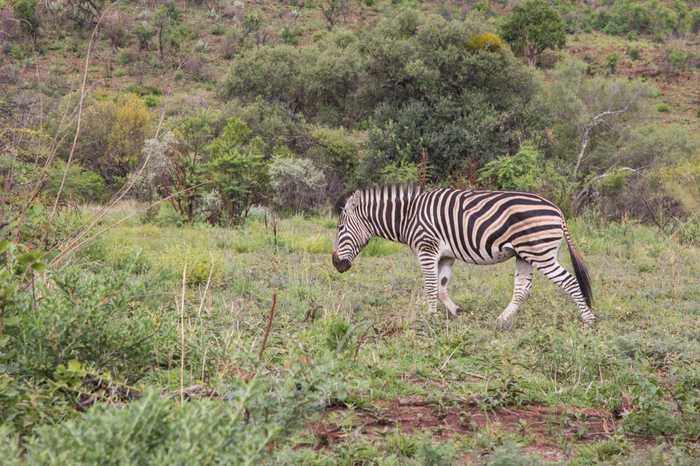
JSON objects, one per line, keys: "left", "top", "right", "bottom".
{"left": 656, "top": 103, "right": 670, "bottom": 113}
{"left": 13, "top": 0, "right": 40, "bottom": 43}
{"left": 605, "top": 52, "right": 619, "bottom": 74}
{"left": 269, "top": 156, "right": 327, "bottom": 213}
{"left": 477, "top": 143, "right": 542, "bottom": 191}
{"left": 626, "top": 45, "right": 641, "bottom": 60}
{"left": 306, "top": 126, "right": 359, "bottom": 199}
{"left": 7, "top": 363, "right": 334, "bottom": 465}
{"left": 45, "top": 161, "right": 106, "bottom": 204}
{"left": 500, "top": 0, "right": 566, "bottom": 66}
{"left": 2, "top": 262, "right": 175, "bottom": 381}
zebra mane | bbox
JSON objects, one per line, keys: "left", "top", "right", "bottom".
{"left": 334, "top": 184, "right": 422, "bottom": 216}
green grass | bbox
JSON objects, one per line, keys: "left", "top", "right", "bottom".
{"left": 32, "top": 205, "right": 689, "bottom": 462}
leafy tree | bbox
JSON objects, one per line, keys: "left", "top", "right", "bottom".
{"left": 543, "top": 59, "right": 653, "bottom": 180}
{"left": 306, "top": 126, "right": 358, "bottom": 199}
{"left": 477, "top": 143, "right": 542, "bottom": 191}
{"left": 168, "top": 110, "right": 220, "bottom": 222}
{"left": 67, "top": 93, "right": 152, "bottom": 186}
{"left": 152, "top": 1, "right": 182, "bottom": 61}
{"left": 269, "top": 155, "right": 326, "bottom": 213}
{"left": 500, "top": 0, "right": 566, "bottom": 66}
{"left": 223, "top": 12, "right": 543, "bottom": 183}
{"left": 12, "top": 0, "right": 39, "bottom": 46}
{"left": 320, "top": 0, "right": 349, "bottom": 31}
{"left": 207, "top": 118, "right": 268, "bottom": 223}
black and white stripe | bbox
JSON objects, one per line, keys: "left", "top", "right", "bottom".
{"left": 332, "top": 186, "right": 595, "bottom": 326}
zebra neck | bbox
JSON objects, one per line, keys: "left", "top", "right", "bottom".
{"left": 361, "top": 185, "right": 420, "bottom": 245}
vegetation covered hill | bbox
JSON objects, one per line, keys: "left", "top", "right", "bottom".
{"left": 1, "top": 0, "right": 700, "bottom": 464}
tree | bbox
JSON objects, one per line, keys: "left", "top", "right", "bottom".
{"left": 13, "top": 0, "right": 40, "bottom": 46}
{"left": 544, "top": 60, "right": 653, "bottom": 180}
{"left": 269, "top": 156, "right": 326, "bottom": 213}
{"left": 67, "top": 93, "right": 152, "bottom": 187}
{"left": 500, "top": 0, "right": 566, "bottom": 66}
{"left": 206, "top": 118, "right": 268, "bottom": 223}
{"left": 152, "top": 2, "right": 182, "bottom": 62}
{"left": 320, "top": 0, "right": 349, "bottom": 31}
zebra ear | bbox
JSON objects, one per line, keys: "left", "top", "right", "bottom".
{"left": 334, "top": 191, "right": 353, "bottom": 216}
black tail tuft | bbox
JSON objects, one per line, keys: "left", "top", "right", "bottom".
{"left": 567, "top": 240, "right": 593, "bottom": 308}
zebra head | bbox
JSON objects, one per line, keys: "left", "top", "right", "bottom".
{"left": 332, "top": 192, "right": 372, "bottom": 273}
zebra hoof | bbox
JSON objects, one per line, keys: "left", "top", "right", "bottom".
{"left": 496, "top": 317, "right": 514, "bottom": 331}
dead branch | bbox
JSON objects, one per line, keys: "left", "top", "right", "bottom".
{"left": 258, "top": 292, "right": 278, "bottom": 361}
{"left": 48, "top": 9, "right": 107, "bottom": 223}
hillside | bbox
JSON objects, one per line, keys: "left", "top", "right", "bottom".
{"left": 2, "top": 1, "right": 700, "bottom": 464}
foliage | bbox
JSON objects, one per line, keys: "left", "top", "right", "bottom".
{"left": 379, "top": 161, "right": 419, "bottom": 185}
{"left": 544, "top": 59, "right": 653, "bottom": 179}
{"left": 207, "top": 118, "right": 269, "bottom": 223}
{"left": 590, "top": 0, "right": 684, "bottom": 38}
{"left": 68, "top": 93, "right": 152, "bottom": 187}
{"left": 7, "top": 365, "right": 334, "bottom": 465}
{"left": 477, "top": 144, "right": 542, "bottom": 191}
{"left": 152, "top": 1, "right": 183, "bottom": 61}
{"left": 269, "top": 155, "right": 327, "bottom": 214}
{"left": 500, "top": 0, "right": 566, "bottom": 66}
{"left": 45, "top": 161, "right": 106, "bottom": 204}
{"left": 2, "top": 262, "right": 175, "bottom": 381}
{"left": 222, "top": 11, "right": 543, "bottom": 181}
{"left": 12, "top": 0, "right": 39, "bottom": 43}
{"left": 306, "top": 126, "right": 359, "bottom": 199}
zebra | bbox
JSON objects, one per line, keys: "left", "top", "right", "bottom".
{"left": 331, "top": 185, "right": 595, "bottom": 327}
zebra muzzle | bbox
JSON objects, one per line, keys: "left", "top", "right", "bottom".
{"left": 332, "top": 252, "right": 351, "bottom": 273}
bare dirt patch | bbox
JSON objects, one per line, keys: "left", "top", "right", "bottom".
{"left": 309, "top": 396, "right": 648, "bottom": 460}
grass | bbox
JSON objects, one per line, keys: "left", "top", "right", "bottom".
{"left": 9, "top": 203, "right": 684, "bottom": 463}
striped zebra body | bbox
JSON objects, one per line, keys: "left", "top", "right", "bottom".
{"left": 332, "top": 185, "right": 595, "bottom": 327}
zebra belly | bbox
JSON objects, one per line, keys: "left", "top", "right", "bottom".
{"left": 445, "top": 244, "right": 516, "bottom": 265}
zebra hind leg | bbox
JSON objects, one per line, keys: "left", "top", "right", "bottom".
{"left": 418, "top": 253, "right": 439, "bottom": 315}
{"left": 437, "top": 258, "right": 462, "bottom": 318}
{"left": 496, "top": 258, "right": 533, "bottom": 330}
{"left": 528, "top": 253, "right": 596, "bottom": 325}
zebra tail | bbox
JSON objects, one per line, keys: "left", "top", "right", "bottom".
{"left": 563, "top": 222, "right": 593, "bottom": 307}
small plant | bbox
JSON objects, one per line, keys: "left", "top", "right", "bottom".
{"left": 142, "top": 94, "right": 160, "bottom": 108}
{"left": 279, "top": 26, "right": 300, "bottom": 45}
{"left": 626, "top": 45, "right": 641, "bottom": 61}
{"left": 656, "top": 103, "right": 670, "bottom": 113}
{"left": 605, "top": 52, "right": 619, "bottom": 74}
{"left": 477, "top": 143, "right": 542, "bottom": 191}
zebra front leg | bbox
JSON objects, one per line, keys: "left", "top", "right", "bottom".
{"left": 437, "top": 258, "right": 461, "bottom": 318}
{"left": 497, "top": 258, "right": 533, "bottom": 330}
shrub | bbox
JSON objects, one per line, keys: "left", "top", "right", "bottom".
{"left": 2, "top": 261, "right": 176, "bottom": 382}
{"left": 12, "top": 0, "right": 39, "bottom": 44}
{"left": 656, "top": 103, "right": 670, "bottom": 112}
{"left": 500, "top": 0, "right": 566, "bottom": 66}
{"left": 379, "top": 161, "right": 419, "bottom": 184}
{"left": 306, "top": 126, "right": 358, "bottom": 199}
{"left": 477, "top": 144, "right": 542, "bottom": 191}
{"left": 626, "top": 45, "right": 641, "bottom": 60}
{"left": 466, "top": 32, "right": 505, "bottom": 52}
{"left": 605, "top": 52, "right": 619, "bottom": 74}
{"left": 134, "top": 21, "right": 154, "bottom": 50}
{"left": 182, "top": 56, "right": 211, "bottom": 82}
{"left": 691, "top": 9, "right": 700, "bottom": 34}
{"left": 66, "top": 93, "right": 152, "bottom": 187}
{"left": 269, "top": 156, "right": 327, "bottom": 213}
{"left": 102, "top": 10, "right": 130, "bottom": 51}
{"left": 207, "top": 118, "right": 269, "bottom": 223}
{"left": 665, "top": 48, "right": 688, "bottom": 75}
{"left": 10, "top": 364, "right": 335, "bottom": 466}
{"left": 45, "top": 161, "right": 106, "bottom": 204}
